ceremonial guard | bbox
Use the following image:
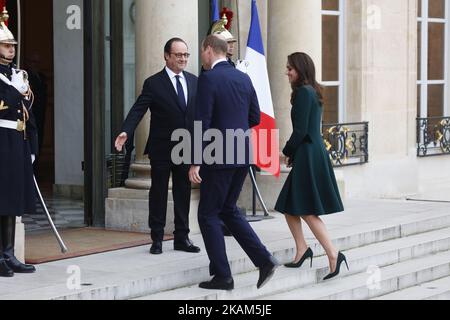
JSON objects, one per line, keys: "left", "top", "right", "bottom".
{"left": 209, "top": 14, "right": 238, "bottom": 67}
{"left": 0, "top": 8, "right": 37, "bottom": 277}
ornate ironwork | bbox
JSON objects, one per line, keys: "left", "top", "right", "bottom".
{"left": 322, "top": 122, "right": 369, "bottom": 167}
{"left": 417, "top": 117, "right": 450, "bottom": 157}
{"left": 106, "top": 153, "right": 133, "bottom": 188}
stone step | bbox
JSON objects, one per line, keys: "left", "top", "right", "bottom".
{"left": 263, "top": 250, "right": 450, "bottom": 300}
{"left": 106, "top": 187, "right": 200, "bottom": 234}
{"left": 57, "top": 212, "right": 450, "bottom": 300}
{"left": 3, "top": 205, "right": 449, "bottom": 300}
{"left": 8, "top": 208, "right": 446, "bottom": 301}
{"left": 372, "top": 276, "right": 450, "bottom": 300}
{"left": 269, "top": 210, "right": 450, "bottom": 268}
{"left": 135, "top": 227, "right": 450, "bottom": 300}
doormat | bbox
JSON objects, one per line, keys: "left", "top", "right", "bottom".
{"left": 25, "top": 228, "right": 174, "bottom": 264}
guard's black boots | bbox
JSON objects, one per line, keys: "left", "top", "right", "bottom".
{"left": 5, "top": 255, "right": 36, "bottom": 273}
{"left": 1, "top": 216, "right": 36, "bottom": 274}
{"left": 0, "top": 260, "right": 14, "bottom": 277}
{"left": 0, "top": 218, "right": 14, "bottom": 277}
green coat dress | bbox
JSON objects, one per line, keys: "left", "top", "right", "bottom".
{"left": 275, "top": 85, "right": 344, "bottom": 216}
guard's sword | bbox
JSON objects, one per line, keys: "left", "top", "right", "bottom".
{"left": 33, "top": 176, "right": 68, "bottom": 253}
{"left": 16, "top": 0, "right": 67, "bottom": 254}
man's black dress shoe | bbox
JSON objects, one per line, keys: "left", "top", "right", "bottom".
{"left": 257, "top": 256, "right": 279, "bottom": 289}
{"left": 5, "top": 256, "right": 35, "bottom": 273}
{"left": 150, "top": 241, "right": 163, "bottom": 255}
{"left": 174, "top": 239, "right": 201, "bottom": 253}
{"left": 199, "top": 276, "right": 234, "bottom": 291}
{"left": 0, "top": 260, "right": 14, "bottom": 277}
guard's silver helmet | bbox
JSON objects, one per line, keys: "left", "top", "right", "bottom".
{"left": 0, "top": 8, "right": 18, "bottom": 45}
{"left": 210, "top": 14, "right": 237, "bottom": 43}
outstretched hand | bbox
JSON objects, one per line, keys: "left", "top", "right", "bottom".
{"left": 115, "top": 132, "right": 128, "bottom": 152}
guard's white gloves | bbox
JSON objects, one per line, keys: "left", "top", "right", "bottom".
{"left": 11, "top": 69, "right": 30, "bottom": 95}
{"left": 0, "top": 69, "right": 30, "bottom": 95}
{"left": 31, "top": 154, "right": 36, "bottom": 164}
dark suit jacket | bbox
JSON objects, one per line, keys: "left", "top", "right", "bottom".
{"left": 195, "top": 61, "right": 260, "bottom": 169}
{"left": 0, "top": 64, "right": 38, "bottom": 216}
{"left": 121, "top": 69, "right": 198, "bottom": 161}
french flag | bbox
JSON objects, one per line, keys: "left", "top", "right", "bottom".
{"left": 211, "top": 0, "right": 220, "bottom": 22}
{"left": 244, "top": 0, "right": 280, "bottom": 177}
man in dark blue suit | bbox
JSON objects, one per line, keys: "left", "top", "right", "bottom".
{"left": 189, "top": 35, "right": 278, "bottom": 291}
{"left": 115, "top": 38, "right": 200, "bottom": 255}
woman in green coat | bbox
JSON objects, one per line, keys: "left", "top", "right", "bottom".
{"left": 275, "top": 52, "right": 347, "bottom": 281}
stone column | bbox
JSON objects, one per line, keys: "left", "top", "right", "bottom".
{"left": 128, "top": 0, "right": 199, "bottom": 189}
{"left": 345, "top": 1, "right": 366, "bottom": 123}
{"left": 268, "top": 0, "right": 322, "bottom": 146}
{"left": 237, "top": 1, "right": 323, "bottom": 211}
{"left": 105, "top": 0, "right": 200, "bottom": 234}
{"left": 341, "top": 0, "right": 419, "bottom": 198}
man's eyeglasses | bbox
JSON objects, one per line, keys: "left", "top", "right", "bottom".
{"left": 170, "top": 52, "right": 191, "bottom": 59}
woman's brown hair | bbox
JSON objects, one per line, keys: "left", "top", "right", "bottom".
{"left": 287, "top": 52, "right": 324, "bottom": 105}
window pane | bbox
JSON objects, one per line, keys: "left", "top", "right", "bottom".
{"left": 322, "top": 0, "right": 339, "bottom": 11}
{"left": 428, "top": 22, "right": 445, "bottom": 80}
{"left": 322, "top": 15, "right": 339, "bottom": 81}
{"left": 429, "top": 0, "right": 445, "bottom": 18}
{"left": 418, "top": 22, "right": 421, "bottom": 80}
{"left": 323, "top": 86, "right": 339, "bottom": 124}
{"left": 418, "top": 0, "right": 422, "bottom": 17}
{"left": 428, "top": 84, "right": 444, "bottom": 117}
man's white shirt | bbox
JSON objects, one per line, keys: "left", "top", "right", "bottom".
{"left": 165, "top": 66, "right": 188, "bottom": 105}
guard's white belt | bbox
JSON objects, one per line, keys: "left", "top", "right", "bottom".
{"left": 0, "top": 119, "right": 24, "bottom": 131}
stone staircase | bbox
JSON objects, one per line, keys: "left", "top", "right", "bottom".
{"left": 3, "top": 199, "right": 448, "bottom": 300}
{"left": 134, "top": 210, "right": 450, "bottom": 301}
{"left": 373, "top": 276, "right": 450, "bottom": 300}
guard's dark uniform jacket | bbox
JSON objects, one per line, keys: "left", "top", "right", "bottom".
{"left": 0, "top": 63, "right": 38, "bottom": 216}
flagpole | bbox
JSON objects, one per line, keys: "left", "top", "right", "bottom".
{"left": 241, "top": 0, "right": 278, "bottom": 221}
{"left": 249, "top": 166, "right": 270, "bottom": 217}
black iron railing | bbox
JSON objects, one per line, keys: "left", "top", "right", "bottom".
{"left": 106, "top": 153, "right": 134, "bottom": 188}
{"left": 322, "top": 122, "right": 369, "bottom": 167}
{"left": 417, "top": 117, "right": 450, "bottom": 157}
